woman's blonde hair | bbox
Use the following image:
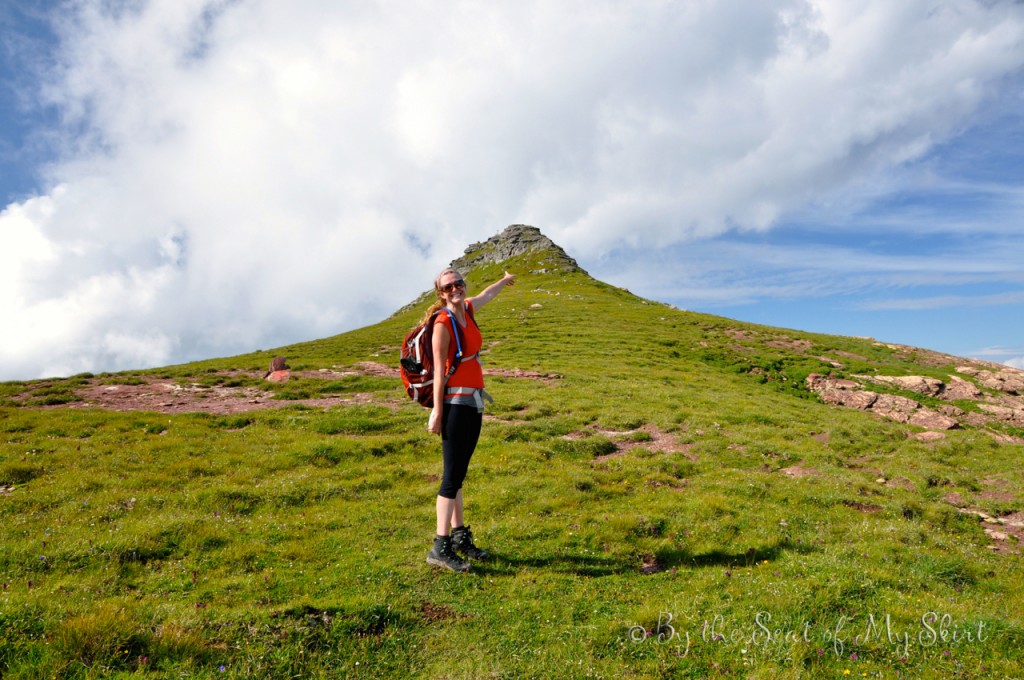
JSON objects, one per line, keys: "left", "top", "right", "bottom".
{"left": 418, "top": 267, "right": 466, "bottom": 327}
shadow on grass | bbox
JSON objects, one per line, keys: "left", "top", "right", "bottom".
{"left": 473, "top": 552, "right": 629, "bottom": 577}
{"left": 471, "top": 540, "right": 817, "bottom": 577}
{"left": 655, "top": 539, "right": 818, "bottom": 571}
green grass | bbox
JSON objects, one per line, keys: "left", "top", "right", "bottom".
{"left": 1, "top": 249, "right": 1022, "bottom": 678}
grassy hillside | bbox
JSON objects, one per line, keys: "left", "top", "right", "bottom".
{"left": 1, "top": 240, "right": 1022, "bottom": 678}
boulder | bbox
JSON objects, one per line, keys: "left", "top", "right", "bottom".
{"left": 977, "top": 403, "right": 1024, "bottom": 427}
{"left": 871, "top": 394, "right": 921, "bottom": 424}
{"left": 942, "top": 376, "right": 982, "bottom": 400}
{"left": 265, "top": 356, "right": 290, "bottom": 382}
{"left": 958, "top": 366, "right": 1024, "bottom": 395}
{"left": 887, "top": 376, "right": 944, "bottom": 396}
{"left": 994, "top": 370, "right": 1024, "bottom": 395}
{"left": 805, "top": 374, "right": 877, "bottom": 409}
{"left": 908, "top": 409, "right": 959, "bottom": 430}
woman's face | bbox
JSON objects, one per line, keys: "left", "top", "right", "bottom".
{"left": 437, "top": 271, "right": 466, "bottom": 306}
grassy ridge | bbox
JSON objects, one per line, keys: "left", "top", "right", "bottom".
{"left": 1, "top": 250, "right": 1022, "bottom": 678}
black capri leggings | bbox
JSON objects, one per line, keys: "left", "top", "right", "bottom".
{"left": 438, "top": 403, "right": 483, "bottom": 499}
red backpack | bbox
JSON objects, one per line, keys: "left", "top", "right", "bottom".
{"left": 400, "top": 306, "right": 475, "bottom": 407}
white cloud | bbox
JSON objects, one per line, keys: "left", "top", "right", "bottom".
{"left": 967, "top": 347, "right": 1024, "bottom": 370}
{"left": 3, "top": 0, "right": 1024, "bottom": 379}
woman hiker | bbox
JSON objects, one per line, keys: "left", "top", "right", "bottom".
{"left": 424, "top": 267, "right": 516, "bottom": 572}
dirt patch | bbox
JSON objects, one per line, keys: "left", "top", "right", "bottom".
{"left": 647, "top": 478, "right": 689, "bottom": 491}
{"left": 13, "top": 359, "right": 564, "bottom": 416}
{"left": 843, "top": 500, "right": 882, "bottom": 513}
{"left": 949, "top": 504, "right": 1023, "bottom": 555}
{"left": 944, "top": 492, "right": 966, "bottom": 508}
{"left": 353, "top": 361, "right": 399, "bottom": 377}
{"left": 416, "top": 601, "right": 458, "bottom": 623}
{"left": 484, "top": 367, "right": 563, "bottom": 382}
{"left": 588, "top": 424, "right": 695, "bottom": 461}
{"left": 779, "top": 465, "right": 817, "bottom": 478}
{"left": 977, "top": 512, "right": 1023, "bottom": 556}
{"left": 884, "top": 477, "right": 915, "bottom": 491}
{"left": 979, "top": 477, "right": 1016, "bottom": 503}
{"left": 639, "top": 554, "right": 664, "bottom": 575}
{"left": 726, "top": 329, "right": 755, "bottom": 341}
{"left": 979, "top": 490, "right": 1016, "bottom": 503}
{"left": 14, "top": 373, "right": 401, "bottom": 415}
{"left": 913, "top": 431, "right": 947, "bottom": 442}
{"left": 765, "top": 338, "right": 813, "bottom": 352}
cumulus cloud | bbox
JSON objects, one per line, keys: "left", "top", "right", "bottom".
{"left": 3, "top": 0, "right": 1023, "bottom": 379}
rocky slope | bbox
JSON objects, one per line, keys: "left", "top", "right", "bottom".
{"left": 807, "top": 356, "right": 1024, "bottom": 442}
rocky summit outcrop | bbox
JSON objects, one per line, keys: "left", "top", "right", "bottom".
{"left": 452, "top": 224, "right": 584, "bottom": 275}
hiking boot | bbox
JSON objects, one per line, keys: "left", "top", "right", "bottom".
{"left": 426, "top": 535, "right": 470, "bottom": 572}
{"left": 451, "top": 525, "right": 490, "bottom": 561}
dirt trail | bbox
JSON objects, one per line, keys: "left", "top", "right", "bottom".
{"left": 13, "top": 361, "right": 559, "bottom": 415}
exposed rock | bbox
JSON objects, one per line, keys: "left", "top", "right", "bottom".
{"left": 956, "top": 366, "right": 1024, "bottom": 395}
{"left": 908, "top": 412, "right": 958, "bottom": 430}
{"left": 393, "top": 225, "right": 582, "bottom": 316}
{"left": 960, "top": 412, "right": 992, "bottom": 428}
{"left": 868, "top": 375, "right": 944, "bottom": 396}
{"left": 264, "top": 356, "right": 289, "bottom": 380}
{"left": 984, "top": 527, "right": 1010, "bottom": 542}
{"left": 872, "top": 393, "right": 921, "bottom": 423}
{"left": 944, "top": 376, "right": 982, "bottom": 400}
{"left": 986, "top": 431, "right": 1024, "bottom": 445}
{"left": 806, "top": 374, "right": 958, "bottom": 430}
{"left": 977, "top": 402, "right": 1024, "bottom": 427}
{"left": 453, "top": 224, "right": 584, "bottom": 275}
{"left": 856, "top": 374, "right": 981, "bottom": 401}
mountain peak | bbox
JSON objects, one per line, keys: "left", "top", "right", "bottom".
{"left": 452, "top": 224, "right": 585, "bottom": 275}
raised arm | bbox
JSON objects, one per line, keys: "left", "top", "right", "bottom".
{"left": 467, "top": 271, "right": 516, "bottom": 311}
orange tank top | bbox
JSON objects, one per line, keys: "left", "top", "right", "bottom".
{"left": 436, "top": 301, "right": 484, "bottom": 392}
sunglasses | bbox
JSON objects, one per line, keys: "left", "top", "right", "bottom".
{"left": 440, "top": 279, "right": 466, "bottom": 293}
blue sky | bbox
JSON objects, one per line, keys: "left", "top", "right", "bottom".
{"left": 0, "top": 2, "right": 59, "bottom": 205}
{"left": 2, "top": 0, "right": 1024, "bottom": 380}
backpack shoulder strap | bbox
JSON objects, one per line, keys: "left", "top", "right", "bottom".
{"left": 438, "top": 307, "right": 464, "bottom": 364}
